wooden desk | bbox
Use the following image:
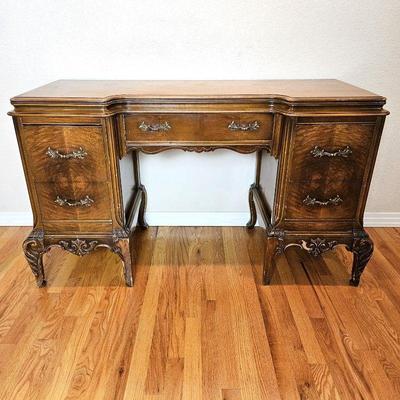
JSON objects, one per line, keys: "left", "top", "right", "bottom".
{"left": 9, "top": 80, "right": 388, "bottom": 287}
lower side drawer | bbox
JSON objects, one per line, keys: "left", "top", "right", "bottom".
{"left": 36, "top": 181, "right": 113, "bottom": 221}
{"left": 284, "top": 179, "right": 361, "bottom": 220}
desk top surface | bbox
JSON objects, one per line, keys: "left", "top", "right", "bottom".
{"left": 12, "top": 79, "right": 384, "bottom": 103}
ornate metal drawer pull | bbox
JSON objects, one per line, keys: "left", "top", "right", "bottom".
{"left": 138, "top": 121, "right": 171, "bottom": 132}
{"left": 310, "top": 145, "right": 352, "bottom": 158}
{"left": 46, "top": 147, "right": 87, "bottom": 159}
{"left": 228, "top": 120, "right": 260, "bottom": 131}
{"left": 55, "top": 195, "right": 94, "bottom": 207}
{"left": 303, "top": 194, "right": 343, "bottom": 207}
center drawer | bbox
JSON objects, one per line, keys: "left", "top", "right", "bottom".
{"left": 123, "top": 113, "right": 273, "bottom": 143}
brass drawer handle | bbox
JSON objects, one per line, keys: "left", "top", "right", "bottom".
{"left": 46, "top": 147, "right": 87, "bottom": 159}
{"left": 310, "top": 146, "right": 352, "bottom": 158}
{"left": 55, "top": 195, "right": 94, "bottom": 207}
{"left": 228, "top": 120, "right": 260, "bottom": 131}
{"left": 303, "top": 194, "right": 343, "bottom": 207}
{"left": 139, "top": 121, "right": 171, "bottom": 132}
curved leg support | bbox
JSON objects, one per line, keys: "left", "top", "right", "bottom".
{"left": 263, "top": 236, "right": 279, "bottom": 285}
{"left": 114, "top": 238, "right": 134, "bottom": 287}
{"left": 138, "top": 184, "right": 149, "bottom": 229}
{"left": 56, "top": 234, "right": 135, "bottom": 287}
{"left": 349, "top": 234, "right": 374, "bottom": 287}
{"left": 23, "top": 232, "right": 46, "bottom": 287}
{"left": 246, "top": 184, "right": 257, "bottom": 229}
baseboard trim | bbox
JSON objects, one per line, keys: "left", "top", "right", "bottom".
{"left": 0, "top": 211, "right": 399, "bottom": 227}
{"left": 145, "top": 212, "right": 250, "bottom": 226}
{"left": 363, "top": 212, "right": 400, "bottom": 227}
{"left": 0, "top": 212, "right": 33, "bottom": 226}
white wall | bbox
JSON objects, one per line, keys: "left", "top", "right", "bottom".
{"left": 1, "top": 0, "right": 399, "bottom": 226}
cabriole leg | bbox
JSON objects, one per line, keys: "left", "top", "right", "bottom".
{"left": 246, "top": 183, "right": 257, "bottom": 229}
{"left": 22, "top": 233, "right": 46, "bottom": 287}
{"left": 138, "top": 184, "right": 149, "bottom": 229}
{"left": 113, "top": 238, "right": 134, "bottom": 287}
{"left": 349, "top": 234, "right": 374, "bottom": 287}
{"left": 132, "top": 150, "right": 149, "bottom": 229}
{"left": 263, "top": 236, "right": 279, "bottom": 285}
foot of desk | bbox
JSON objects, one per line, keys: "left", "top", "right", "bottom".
{"left": 262, "top": 236, "right": 279, "bottom": 285}
{"left": 115, "top": 237, "right": 134, "bottom": 287}
{"left": 23, "top": 232, "right": 46, "bottom": 287}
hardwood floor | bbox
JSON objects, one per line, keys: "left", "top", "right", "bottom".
{"left": 0, "top": 226, "right": 400, "bottom": 399}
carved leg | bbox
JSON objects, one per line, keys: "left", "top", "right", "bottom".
{"left": 349, "top": 234, "right": 374, "bottom": 287}
{"left": 246, "top": 183, "right": 257, "bottom": 229}
{"left": 132, "top": 150, "right": 148, "bottom": 229}
{"left": 113, "top": 238, "right": 134, "bottom": 287}
{"left": 263, "top": 236, "right": 279, "bottom": 285}
{"left": 138, "top": 184, "right": 149, "bottom": 229}
{"left": 22, "top": 234, "right": 46, "bottom": 287}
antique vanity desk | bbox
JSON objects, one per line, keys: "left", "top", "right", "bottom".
{"left": 9, "top": 80, "right": 388, "bottom": 287}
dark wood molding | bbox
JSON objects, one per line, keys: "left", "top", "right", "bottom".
{"left": 129, "top": 144, "right": 271, "bottom": 154}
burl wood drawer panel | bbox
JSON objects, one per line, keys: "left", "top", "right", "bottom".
{"left": 123, "top": 113, "right": 273, "bottom": 142}
{"left": 35, "top": 181, "right": 112, "bottom": 221}
{"left": 22, "top": 125, "right": 108, "bottom": 182}
{"left": 290, "top": 121, "right": 375, "bottom": 182}
{"left": 283, "top": 119, "right": 378, "bottom": 222}
{"left": 285, "top": 178, "right": 361, "bottom": 220}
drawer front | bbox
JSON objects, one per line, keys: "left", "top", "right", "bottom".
{"left": 22, "top": 125, "right": 108, "bottom": 182}
{"left": 283, "top": 119, "right": 379, "bottom": 223}
{"left": 290, "top": 122, "right": 375, "bottom": 183}
{"left": 124, "top": 113, "right": 273, "bottom": 143}
{"left": 285, "top": 178, "right": 361, "bottom": 220}
{"left": 35, "top": 181, "right": 112, "bottom": 221}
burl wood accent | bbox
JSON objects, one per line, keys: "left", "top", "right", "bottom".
{"left": 1, "top": 226, "right": 400, "bottom": 399}
{"left": 22, "top": 124, "right": 108, "bottom": 182}
{"left": 9, "top": 80, "right": 388, "bottom": 287}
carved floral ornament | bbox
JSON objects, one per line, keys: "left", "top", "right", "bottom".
{"left": 58, "top": 238, "right": 99, "bottom": 256}
{"left": 300, "top": 238, "right": 337, "bottom": 257}
{"left": 271, "top": 233, "right": 338, "bottom": 257}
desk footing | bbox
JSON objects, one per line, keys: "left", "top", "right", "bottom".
{"left": 247, "top": 184, "right": 373, "bottom": 287}
{"left": 22, "top": 229, "right": 135, "bottom": 287}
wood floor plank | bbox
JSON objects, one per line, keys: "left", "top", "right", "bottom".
{"left": 1, "top": 226, "right": 400, "bottom": 399}
{"left": 182, "top": 316, "right": 202, "bottom": 400}
{"left": 122, "top": 228, "right": 167, "bottom": 400}
{"left": 222, "top": 228, "right": 281, "bottom": 399}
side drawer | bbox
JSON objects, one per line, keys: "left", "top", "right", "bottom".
{"left": 21, "top": 125, "right": 108, "bottom": 182}
{"left": 290, "top": 120, "right": 375, "bottom": 183}
{"left": 285, "top": 178, "right": 361, "bottom": 220}
{"left": 123, "top": 113, "right": 273, "bottom": 143}
{"left": 282, "top": 117, "right": 380, "bottom": 225}
{"left": 35, "top": 181, "right": 113, "bottom": 221}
